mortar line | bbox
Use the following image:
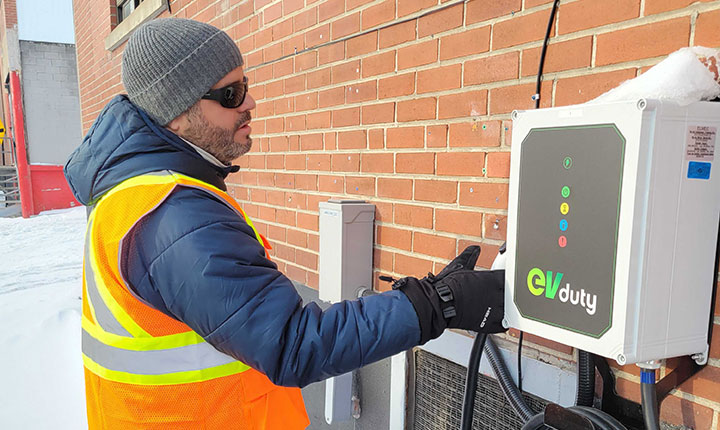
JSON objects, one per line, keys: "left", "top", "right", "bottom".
{"left": 245, "top": 0, "right": 467, "bottom": 72}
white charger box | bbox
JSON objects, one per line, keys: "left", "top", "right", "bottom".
{"left": 506, "top": 99, "right": 720, "bottom": 365}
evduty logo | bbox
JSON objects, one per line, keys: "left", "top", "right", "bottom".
{"left": 526, "top": 268, "right": 597, "bottom": 315}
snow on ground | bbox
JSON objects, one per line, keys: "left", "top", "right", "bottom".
{"left": 0, "top": 207, "right": 87, "bottom": 429}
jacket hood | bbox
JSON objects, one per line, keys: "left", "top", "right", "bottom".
{"left": 64, "top": 95, "right": 239, "bottom": 205}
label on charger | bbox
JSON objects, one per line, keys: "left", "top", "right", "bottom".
{"left": 687, "top": 161, "right": 711, "bottom": 180}
{"left": 686, "top": 125, "right": 716, "bottom": 161}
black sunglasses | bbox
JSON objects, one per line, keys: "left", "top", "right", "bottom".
{"left": 201, "top": 77, "right": 248, "bottom": 108}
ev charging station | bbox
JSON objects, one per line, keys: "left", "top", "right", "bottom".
{"left": 315, "top": 98, "right": 720, "bottom": 429}
{"left": 505, "top": 99, "right": 720, "bottom": 367}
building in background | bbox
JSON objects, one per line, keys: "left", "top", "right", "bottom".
{"left": 0, "top": 0, "right": 80, "bottom": 217}
{"left": 71, "top": 1, "right": 720, "bottom": 429}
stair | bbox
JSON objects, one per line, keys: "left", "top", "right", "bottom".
{"left": 0, "top": 165, "right": 20, "bottom": 208}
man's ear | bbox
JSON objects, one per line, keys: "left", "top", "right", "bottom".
{"left": 166, "top": 112, "right": 188, "bottom": 134}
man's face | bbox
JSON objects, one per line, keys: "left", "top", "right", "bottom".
{"left": 170, "top": 66, "right": 256, "bottom": 164}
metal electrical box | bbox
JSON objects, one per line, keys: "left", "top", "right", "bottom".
{"left": 319, "top": 200, "right": 375, "bottom": 303}
{"left": 318, "top": 199, "right": 375, "bottom": 424}
{"left": 506, "top": 99, "right": 720, "bottom": 365}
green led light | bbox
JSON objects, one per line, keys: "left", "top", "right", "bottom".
{"left": 563, "top": 156, "right": 573, "bottom": 169}
{"left": 561, "top": 186, "right": 570, "bottom": 198}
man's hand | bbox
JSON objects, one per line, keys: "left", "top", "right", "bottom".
{"left": 392, "top": 246, "right": 506, "bottom": 344}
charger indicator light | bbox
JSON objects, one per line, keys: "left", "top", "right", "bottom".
{"left": 560, "top": 202, "right": 569, "bottom": 215}
{"left": 561, "top": 186, "right": 571, "bottom": 198}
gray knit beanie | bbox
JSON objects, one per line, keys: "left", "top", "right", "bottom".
{"left": 122, "top": 18, "right": 244, "bottom": 125}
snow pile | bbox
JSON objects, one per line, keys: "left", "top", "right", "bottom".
{"left": 591, "top": 47, "right": 720, "bottom": 105}
{"left": 0, "top": 207, "right": 87, "bottom": 429}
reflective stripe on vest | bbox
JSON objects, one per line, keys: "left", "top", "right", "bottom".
{"left": 82, "top": 171, "right": 266, "bottom": 385}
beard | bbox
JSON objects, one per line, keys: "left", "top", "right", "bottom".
{"left": 181, "top": 104, "right": 253, "bottom": 165}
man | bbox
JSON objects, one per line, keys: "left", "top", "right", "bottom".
{"left": 64, "top": 18, "right": 505, "bottom": 429}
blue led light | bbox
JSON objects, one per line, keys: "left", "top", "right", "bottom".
{"left": 559, "top": 219, "right": 568, "bottom": 232}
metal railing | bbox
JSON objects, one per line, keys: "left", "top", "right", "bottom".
{"left": 0, "top": 136, "right": 20, "bottom": 208}
{"left": 0, "top": 135, "right": 15, "bottom": 166}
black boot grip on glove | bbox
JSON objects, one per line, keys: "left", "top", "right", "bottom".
{"left": 392, "top": 246, "right": 506, "bottom": 344}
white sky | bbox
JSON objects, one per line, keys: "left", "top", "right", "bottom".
{"left": 17, "top": 0, "right": 76, "bottom": 44}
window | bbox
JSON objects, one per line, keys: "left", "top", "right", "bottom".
{"left": 117, "top": 0, "right": 144, "bottom": 24}
{"left": 106, "top": 0, "right": 166, "bottom": 51}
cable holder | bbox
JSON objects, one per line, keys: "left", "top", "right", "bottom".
{"left": 591, "top": 354, "right": 704, "bottom": 428}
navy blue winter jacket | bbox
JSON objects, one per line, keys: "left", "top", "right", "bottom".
{"left": 64, "top": 96, "right": 421, "bottom": 387}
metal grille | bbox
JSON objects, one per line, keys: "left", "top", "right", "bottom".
{"left": 412, "top": 349, "right": 547, "bottom": 430}
{"left": 0, "top": 165, "right": 19, "bottom": 208}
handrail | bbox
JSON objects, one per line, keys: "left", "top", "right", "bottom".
{"left": 0, "top": 135, "right": 14, "bottom": 167}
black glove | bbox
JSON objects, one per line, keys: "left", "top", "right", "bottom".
{"left": 392, "top": 246, "right": 506, "bottom": 344}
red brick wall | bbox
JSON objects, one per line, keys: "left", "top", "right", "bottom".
{"left": 73, "top": 0, "right": 720, "bottom": 427}
{"left": 74, "top": 0, "right": 146, "bottom": 131}
{"left": 4, "top": 0, "right": 17, "bottom": 28}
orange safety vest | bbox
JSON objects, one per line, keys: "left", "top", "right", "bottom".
{"left": 81, "top": 171, "right": 309, "bottom": 429}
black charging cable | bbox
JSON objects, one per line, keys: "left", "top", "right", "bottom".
{"left": 522, "top": 405, "right": 627, "bottom": 430}
{"left": 641, "top": 369, "right": 660, "bottom": 430}
{"left": 460, "top": 333, "right": 488, "bottom": 430}
{"left": 517, "top": 331, "right": 524, "bottom": 392}
{"left": 533, "top": 0, "right": 560, "bottom": 109}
